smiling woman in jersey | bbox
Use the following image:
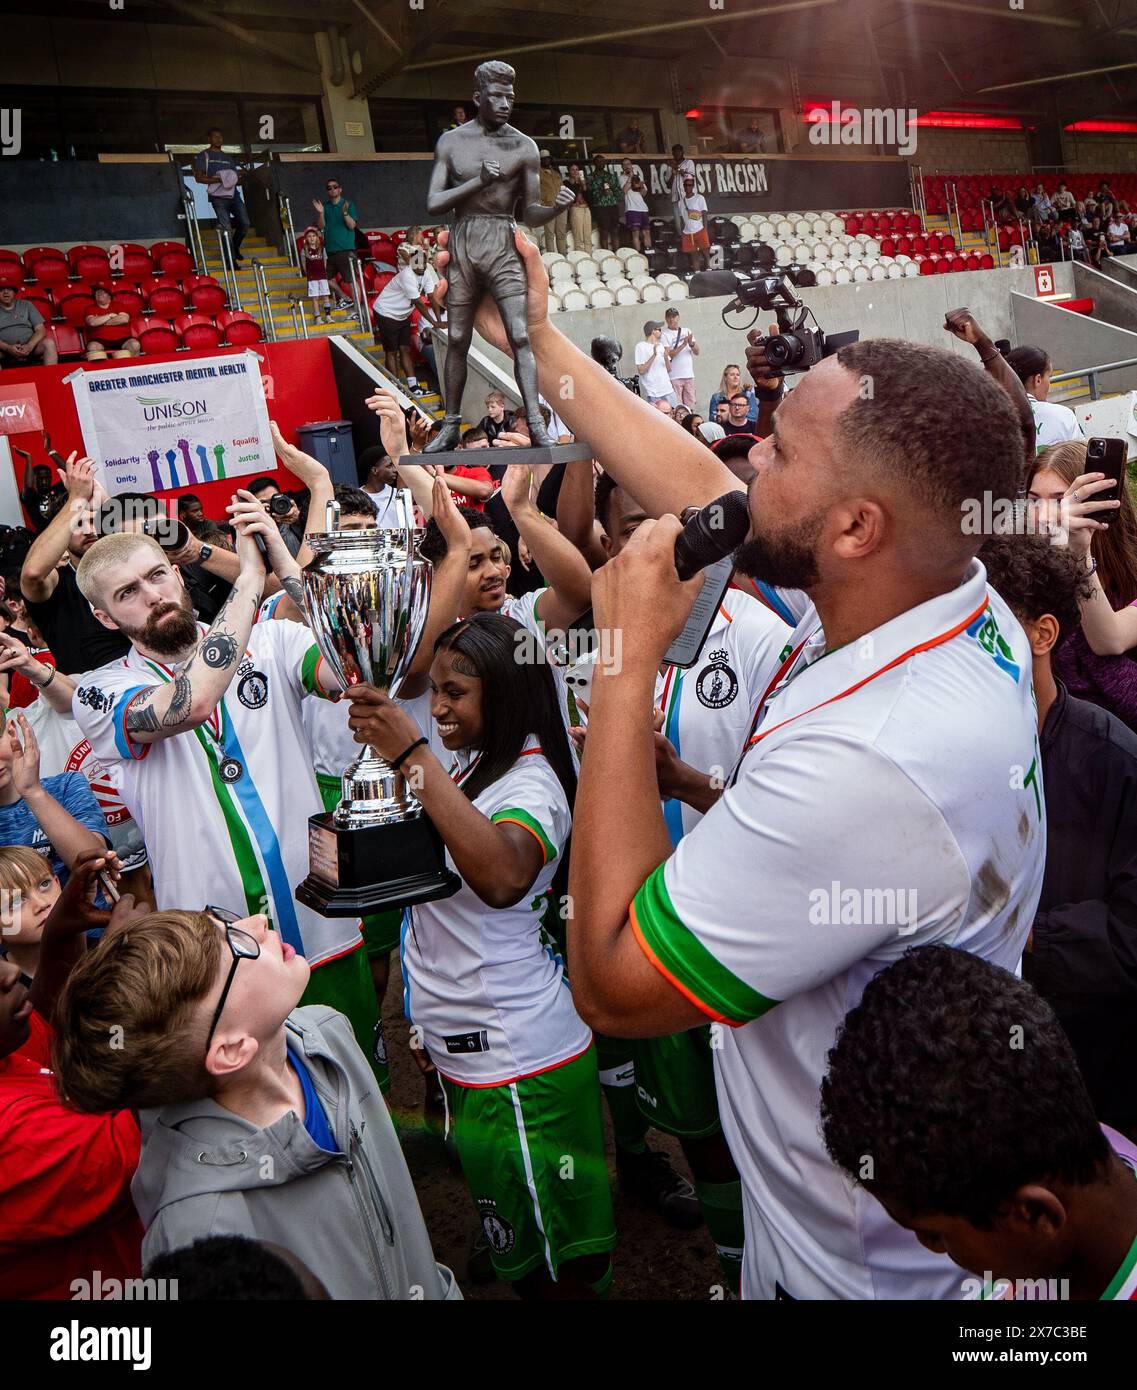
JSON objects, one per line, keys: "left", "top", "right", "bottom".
{"left": 344, "top": 612, "right": 616, "bottom": 1299}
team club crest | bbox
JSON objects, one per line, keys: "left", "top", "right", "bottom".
{"left": 695, "top": 650, "right": 739, "bottom": 709}
{"left": 237, "top": 670, "right": 269, "bottom": 709}
{"left": 477, "top": 1198, "right": 516, "bottom": 1255}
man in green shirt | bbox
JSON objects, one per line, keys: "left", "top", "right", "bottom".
{"left": 586, "top": 154, "right": 623, "bottom": 252}
{"left": 313, "top": 177, "right": 361, "bottom": 312}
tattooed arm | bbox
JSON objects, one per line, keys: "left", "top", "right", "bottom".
{"left": 122, "top": 493, "right": 269, "bottom": 743}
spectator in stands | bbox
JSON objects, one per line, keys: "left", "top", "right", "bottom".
{"left": 193, "top": 128, "right": 249, "bottom": 266}
{"left": 722, "top": 394, "right": 758, "bottom": 436}
{"left": 1087, "top": 215, "right": 1113, "bottom": 267}
{"left": 247, "top": 475, "right": 303, "bottom": 558}
{"left": 1032, "top": 182, "right": 1055, "bottom": 223}
{"left": 83, "top": 286, "right": 140, "bottom": 361}
{"left": 734, "top": 116, "right": 766, "bottom": 154}
{"left": 443, "top": 441, "right": 494, "bottom": 512}
{"left": 634, "top": 321, "right": 678, "bottom": 409}
{"left": 313, "top": 178, "right": 360, "bottom": 313}
{"left": 622, "top": 171, "right": 651, "bottom": 252}
{"left": 713, "top": 399, "right": 730, "bottom": 426}
{"left": 615, "top": 117, "right": 647, "bottom": 155}
{"left": 1053, "top": 182, "right": 1076, "bottom": 215}
{"left": 0, "top": 285, "right": 57, "bottom": 368}
{"left": 536, "top": 150, "right": 568, "bottom": 257}
{"left": 1005, "top": 345, "right": 1082, "bottom": 452}
{"left": 661, "top": 307, "right": 698, "bottom": 410}
{"left": 669, "top": 144, "right": 697, "bottom": 234}
{"left": 979, "top": 534, "right": 1137, "bottom": 1140}
{"left": 989, "top": 185, "right": 1014, "bottom": 221}
{"left": 372, "top": 243, "right": 435, "bottom": 392}
{"left": 0, "top": 850, "right": 144, "bottom": 1300}
{"left": 1014, "top": 184, "right": 1035, "bottom": 221}
{"left": 1066, "top": 223, "right": 1088, "bottom": 263}
{"left": 680, "top": 411, "right": 705, "bottom": 437}
{"left": 678, "top": 174, "right": 709, "bottom": 272}
{"left": 708, "top": 363, "right": 757, "bottom": 427}
{"left": 1028, "top": 439, "right": 1137, "bottom": 732}
{"left": 820, "top": 944, "right": 1137, "bottom": 1302}
{"left": 20, "top": 454, "right": 129, "bottom": 676}
{"left": 20, "top": 459, "right": 65, "bottom": 534}
{"left": 447, "top": 105, "right": 469, "bottom": 131}
{"left": 1107, "top": 215, "right": 1131, "bottom": 253}
{"left": 300, "top": 228, "right": 333, "bottom": 325}
{"left": 564, "top": 162, "right": 593, "bottom": 251}
{"left": 586, "top": 154, "right": 623, "bottom": 253}
{"left": 478, "top": 390, "right": 511, "bottom": 445}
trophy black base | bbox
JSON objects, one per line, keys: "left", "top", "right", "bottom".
{"left": 400, "top": 442, "right": 593, "bottom": 467}
{"left": 296, "top": 811, "right": 461, "bottom": 918}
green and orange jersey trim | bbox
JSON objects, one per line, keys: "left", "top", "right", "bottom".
{"left": 629, "top": 862, "right": 777, "bottom": 1027}
{"left": 491, "top": 806, "right": 557, "bottom": 863}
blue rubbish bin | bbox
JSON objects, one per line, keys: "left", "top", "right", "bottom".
{"left": 295, "top": 419, "right": 357, "bottom": 488}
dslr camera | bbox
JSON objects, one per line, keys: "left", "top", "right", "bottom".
{"left": 689, "top": 269, "right": 858, "bottom": 375}
{"left": 267, "top": 493, "right": 295, "bottom": 518}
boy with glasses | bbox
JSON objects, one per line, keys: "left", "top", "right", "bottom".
{"left": 313, "top": 179, "right": 361, "bottom": 314}
{"left": 54, "top": 904, "right": 459, "bottom": 1300}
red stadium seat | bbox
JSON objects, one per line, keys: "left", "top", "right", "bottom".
{"left": 979, "top": 252, "right": 995, "bottom": 269}
{"left": 948, "top": 256, "right": 967, "bottom": 272}
{"left": 118, "top": 249, "right": 155, "bottom": 282}
{"left": 149, "top": 240, "right": 188, "bottom": 264}
{"left": 184, "top": 275, "right": 226, "bottom": 315}
{"left": 44, "top": 323, "right": 85, "bottom": 358}
{"left": 131, "top": 316, "right": 181, "bottom": 354}
{"left": 1060, "top": 298, "right": 1095, "bottom": 316}
{"left": 73, "top": 251, "right": 112, "bottom": 286}
{"left": 965, "top": 254, "right": 980, "bottom": 271}
{"left": 147, "top": 277, "right": 187, "bottom": 317}
{"left": 174, "top": 313, "right": 222, "bottom": 350}
{"left": 26, "top": 254, "right": 69, "bottom": 288}
{"left": 926, "top": 234, "right": 941, "bottom": 253}
{"left": 0, "top": 258, "right": 24, "bottom": 288}
{"left": 67, "top": 244, "right": 106, "bottom": 271}
{"left": 935, "top": 258, "right": 952, "bottom": 273}
{"left": 17, "top": 288, "right": 53, "bottom": 320}
{"left": 895, "top": 237, "right": 912, "bottom": 255}
{"left": 844, "top": 216, "right": 861, "bottom": 236}
{"left": 156, "top": 247, "right": 194, "bottom": 279}
{"left": 878, "top": 238, "right": 895, "bottom": 257}
{"left": 56, "top": 287, "right": 96, "bottom": 327}
{"left": 911, "top": 235, "right": 927, "bottom": 254}
{"left": 919, "top": 259, "right": 936, "bottom": 276}
{"left": 109, "top": 285, "right": 143, "bottom": 317}
{"left": 905, "top": 213, "right": 921, "bottom": 233}
{"left": 22, "top": 246, "right": 65, "bottom": 274}
{"left": 940, "top": 234, "right": 956, "bottom": 253}
{"left": 216, "top": 310, "right": 263, "bottom": 345}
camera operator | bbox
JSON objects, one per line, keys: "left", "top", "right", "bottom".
{"left": 426, "top": 227, "right": 1046, "bottom": 1300}
{"left": 247, "top": 475, "right": 303, "bottom": 558}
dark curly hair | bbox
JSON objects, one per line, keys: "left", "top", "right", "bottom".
{"left": 146, "top": 1236, "right": 308, "bottom": 1300}
{"left": 820, "top": 945, "right": 1110, "bottom": 1227}
{"left": 419, "top": 505, "right": 499, "bottom": 564}
{"left": 979, "top": 533, "right": 1094, "bottom": 643}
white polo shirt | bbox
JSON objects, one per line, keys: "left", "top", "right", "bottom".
{"left": 629, "top": 561, "right": 1046, "bottom": 1299}
{"left": 1029, "top": 395, "right": 1082, "bottom": 452}
{"left": 72, "top": 619, "right": 363, "bottom": 969}
{"left": 400, "top": 732, "right": 590, "bottom": 1087}
{"left": 634, "top": 340, "right": 674, "bottom": 400}
{"left": 661, "top": 325, "right": 695, "bottom": 381}
{"left": 655, "top": 590, "right": 790, "bottom": 844}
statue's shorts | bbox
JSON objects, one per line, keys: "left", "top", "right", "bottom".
{"left": 445, "top": 213, "right": 528, "bottom": 307}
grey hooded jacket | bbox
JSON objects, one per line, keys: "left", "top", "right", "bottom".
{"left": 132, "top": 1005, "right": 459, "bottom": 1299}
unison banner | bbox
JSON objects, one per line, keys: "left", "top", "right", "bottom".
{"left": 68, "top": 351, "right": 272, "bottom": 497}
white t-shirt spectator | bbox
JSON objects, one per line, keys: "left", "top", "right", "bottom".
{"left": 681, "top": 194, "right": 708, "bottom": 237}
{"left": 620, "top": 166, "right": 644, "bottom": 213}
{"left": 670, "top": 159, "right": 696, "bottom": 205}
{"left": 374, "top": 265, "right": 437, "bottom": 322}
{"left": 662, "top": 325, "right": 694, "bottom": 380}
{"left": 1068, "top": 227, "right": 1086, "bottom": 252}
{"left": 1107, "top": 220, "right": 1130, "bottom": 245}
{"left": 624, "top": 187, "right": 648, "bottom": 216}
{"left": 1029, "top": 395, "right": 1083, "bottom": 452}
{"left": 635, "top": 339, "right": 674, "bottom": 399}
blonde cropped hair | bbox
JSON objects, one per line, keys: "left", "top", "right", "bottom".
{"left": 75, "top": 532, "right": 167, "bottom": 608}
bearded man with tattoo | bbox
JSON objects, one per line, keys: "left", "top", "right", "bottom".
{"left": 69, "top": 490, "right": 381, "bottom": 1056}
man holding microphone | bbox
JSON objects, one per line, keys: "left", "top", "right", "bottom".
{"left": 426, "top": 228, "right": 1046, "bottom": 1299}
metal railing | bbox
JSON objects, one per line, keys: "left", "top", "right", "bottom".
{"left": 287, "top": 298, "right": 309, "bottom": 339}
{"left": 1051, "top": 356, "right": 1137, "bottom": 401}
{"left": 180, "top": 188, "right": 207, "bottom": 273}
{"left": 944, "top": 181, "right": 965, "bottom": 252}
{"left": 908, "top": 162, "right": 927, "bottom": 231}
{"left": 214, "top": 227, "right": 243, "bottom": 311}
{"left": 250, "top": 260, "right": 277, "bottom": 343}
{"left": 279, "top": 195, "right": 300, "bottom": 269}
{"left": 346, "top": 253, "right": 370, "bottom": 331}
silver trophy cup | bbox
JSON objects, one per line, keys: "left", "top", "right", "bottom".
{"left": 295, "top": 492, "right": 460, "bottom": 916}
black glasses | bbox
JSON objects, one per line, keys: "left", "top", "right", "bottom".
{"left": 204, "top": 907, "right": 260, "bottom": 1049}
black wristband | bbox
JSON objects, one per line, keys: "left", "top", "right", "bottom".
{"left": 753, "top": 382, "right": 785, "bottom": 402}
{"left": 390, "top": 737, "right": 428, "bottom": 771}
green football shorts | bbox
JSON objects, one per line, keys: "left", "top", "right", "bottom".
{"left": 440, "top": 1044, "right": 616, "bottom": 1284}
{"left": 632, "top": 1025, "right": 722, "bottom": 1139}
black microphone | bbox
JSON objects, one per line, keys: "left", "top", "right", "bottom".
{"left": 674, "top": 491, "right": 750, "bottom": 580}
